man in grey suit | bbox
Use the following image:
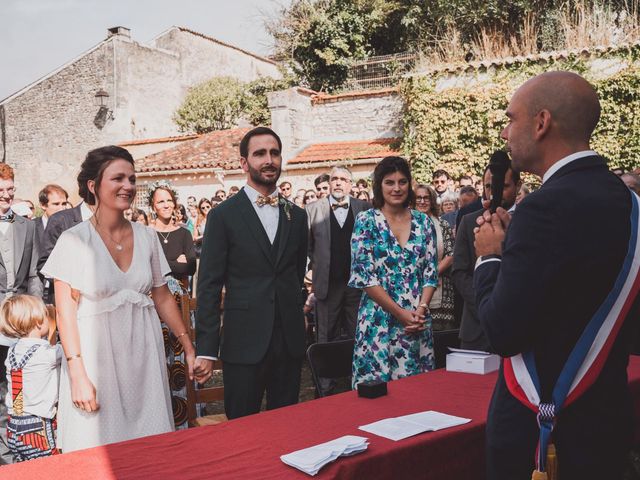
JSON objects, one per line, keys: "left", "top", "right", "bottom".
{"left": 451, "top": 164, "right": 520, "bottom": 351}
{"left": 306, "top": 166, "right": 369, "bottom": 393}
{"left": 0, "top": 164, "right": 42, "bottom": 464}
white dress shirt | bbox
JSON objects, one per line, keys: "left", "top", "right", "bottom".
{"left": 329, "top": 195, "right": 350, "bottom": 228}
{"left": 243, "top": 184, "right": 280, "bottom": 244}
{"left": 542, "top": 150, "right": 597, "bottom": 184}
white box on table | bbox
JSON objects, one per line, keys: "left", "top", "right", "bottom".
{"left": 445, "top": 348, "right": 500, "bottom": 375}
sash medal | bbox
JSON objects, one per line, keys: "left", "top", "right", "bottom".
{"left": 503, "top": 191, "right": 640, "bottom": 479}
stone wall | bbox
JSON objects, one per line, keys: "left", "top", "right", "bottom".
{"left": 1, "top": 40, "right": 114, "bottom": 202}
{"left": 1, "top": 27, "right": 280, "bottom": 202}
{"left": 151, "top": 27, "right": 281, "bottom": 87}
{"left": 268, "top": 88, "right": 403, "bottom": 162}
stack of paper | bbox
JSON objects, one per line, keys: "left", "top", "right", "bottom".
{"left": 281, "top": 435, "right": 369, "bottom": 476}
{"left": 359, "top": 410, "right": 471, "bottom": 441}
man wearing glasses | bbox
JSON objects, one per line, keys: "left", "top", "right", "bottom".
{"left": 314, "top": 174, "right": 330, "bottom": 199}
{"left": 306, "top": 166, "right": 370, "bottom": 395}
{"left": 278, "top": 181, "right": 293, "bottom": 200}
{"left": 432, "top": 169, "right": 452, "bottom": 204}
{"left": 0, "top": 164, "right": 42, "bottom": 464}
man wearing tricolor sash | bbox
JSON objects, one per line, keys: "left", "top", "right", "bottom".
{"left": 473, "top": 71, "right": 640, "bottom": 479}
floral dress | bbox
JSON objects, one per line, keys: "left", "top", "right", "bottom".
{"left": 349, "top": 209, "right": 438, "bottom": 387}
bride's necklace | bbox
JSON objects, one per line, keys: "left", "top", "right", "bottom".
{"left": 157, "top": 230, "right": 171, "bottom": 244}
{"left": 93, "top": 218, "right": 126, "bottom": 251}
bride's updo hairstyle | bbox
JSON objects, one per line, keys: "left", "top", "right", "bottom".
{"left": 77, "top": 146, "right": 135, "bottom": 205}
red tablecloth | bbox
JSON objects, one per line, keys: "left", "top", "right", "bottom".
{"left": 4, "top": 356, "right": 640, "bottom": 480}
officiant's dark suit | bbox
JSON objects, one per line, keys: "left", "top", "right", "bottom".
{"left": 473, "top": 72, "right": 639, "bottom": 479}
{"left": 195, "top": 128, "right": 308, "bottom": 419}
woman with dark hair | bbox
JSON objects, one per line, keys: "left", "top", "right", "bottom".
{"left": 175, "top": 203, "right": 194, "bottom": 235}
{"left": 132, "top": 208, "right": 148, "bottom": 225}
{"left": 414, "top": 184, "right": 456, "bottom": 330}
{"left": 193, "top": 198, "right": 212, "bottom": 253}
{"left": 41, "top": 146, "right": 194, "bottom": 452}
{"left": 349, "top": 156, "right": 438, "bottom": 387}
{"left": 356, "top": 190, "right": 370, "bottom": 202}
{"left": 302, "top": 189, "right": 317, "bottom": 206}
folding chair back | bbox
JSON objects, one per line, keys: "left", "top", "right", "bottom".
{"left": 306, "top": 339, "right": 354, "bottom": 397}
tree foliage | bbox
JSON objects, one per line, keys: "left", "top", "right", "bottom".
{"left": 174, "top": 74, "right": 296, "bottom": 134}
{"left": 174, "top": 77, "right": 247, "bottom": 133}
{"left": 268, "top": 0, "right": 636, "bottom": 91}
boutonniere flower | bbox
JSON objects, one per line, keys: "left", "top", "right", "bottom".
{"left": 279, "top": 196, "right": 292, "bottom": 221}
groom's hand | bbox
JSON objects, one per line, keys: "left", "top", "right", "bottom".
{"left": 194, "top": 358, "right": 214, "bottom": 384}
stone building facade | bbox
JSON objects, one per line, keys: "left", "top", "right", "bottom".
{"left": 268, "top": 87, "right": 403, "bottom": 162}
{"left": 0, "top": 26, "right": 280, "bottom": 202}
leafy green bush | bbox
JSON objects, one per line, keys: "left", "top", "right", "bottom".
{"left": 401, "top": 53, "right": 640, "bottom": 182}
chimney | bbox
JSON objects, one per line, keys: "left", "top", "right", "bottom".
{"left": 107, "top": 26, "right": 131, "bottom": 38}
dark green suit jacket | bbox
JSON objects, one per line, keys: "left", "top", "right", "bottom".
{"left": 195, "top": 188, "right": 308, "bottom": 364}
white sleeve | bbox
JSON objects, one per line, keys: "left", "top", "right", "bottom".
{"left": 148, "top": 227, "right": 171, "bottom": 287}
{"left": 41, "top": 230, "right": 86, "bottom": 291}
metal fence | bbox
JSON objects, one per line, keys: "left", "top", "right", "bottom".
{"left": 346, "top": 51, "right": 418, "bottom": 90}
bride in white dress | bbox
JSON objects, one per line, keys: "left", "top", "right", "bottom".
{"left": 41, "top": 146, "right": 196, "bottom": 452}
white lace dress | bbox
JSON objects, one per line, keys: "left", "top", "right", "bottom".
{"left": 42, "top": 221, "right": 174, "bottom": 452}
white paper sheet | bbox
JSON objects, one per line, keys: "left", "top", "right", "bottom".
{"left": 358, "top": 410, "right": 471, "bottom": 441}
{"left": 281, "top": 435, "right": 369, "bottom": 476}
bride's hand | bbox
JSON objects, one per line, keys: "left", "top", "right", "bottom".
{"left": 71, "top": 373, "right": 100, "bottom": 413}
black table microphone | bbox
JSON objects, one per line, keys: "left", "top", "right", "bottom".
{"left": 488, "top": 150, "right": 511, "bottom": 213}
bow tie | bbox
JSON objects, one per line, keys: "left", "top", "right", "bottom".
{"left": 0, "top": 211, "right": 15, "bottom": 222}
{"left": 331, "top": 202, "right": 349, "bottom": 210}
{"left": 255, "top": 195, "right": 279, "bottom": 207}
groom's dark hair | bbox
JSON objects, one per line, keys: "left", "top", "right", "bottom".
{"left": 239, "top": 127, "right": 282, "bottom": 159}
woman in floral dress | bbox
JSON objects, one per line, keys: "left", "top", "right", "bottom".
{"left": 349, "top": 156, "right": 438, "bottom": 387}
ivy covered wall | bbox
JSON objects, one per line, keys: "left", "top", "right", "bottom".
{"left": 400, "top": 46, "right": 640, "bottom": 183}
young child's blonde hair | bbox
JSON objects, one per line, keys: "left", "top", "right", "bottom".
{"left": 0, "top": 295, "right": 50, "bottom": 338}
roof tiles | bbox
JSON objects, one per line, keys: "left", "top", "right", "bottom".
{"left": 288, "top": 138, "right": 401, "bottom": 165}
{"left": 136, "top": 128, "right": 250, "bottom": 173}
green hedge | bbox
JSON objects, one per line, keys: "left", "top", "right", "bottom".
{"left": 400, "top": 51, "right": 640, "bottom": 182}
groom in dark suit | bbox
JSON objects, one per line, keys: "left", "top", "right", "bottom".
{"left": 474, "top": 72, "right": 639, "bottom": 479}
{"left": 194, "top": 127, "right": 308, "bottom": 419}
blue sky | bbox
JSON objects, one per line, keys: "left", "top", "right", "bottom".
{"left": 0, "top": 0, "right": 290, "bottom": 99}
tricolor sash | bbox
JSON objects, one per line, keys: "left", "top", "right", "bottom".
{"left": 503, "top": 190, "right": 640, "bottom": 476}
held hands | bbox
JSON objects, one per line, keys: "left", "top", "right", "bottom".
{"left": 473, "top": 207, "right": 512, "bottom": 257}
{"left": 176, "top": 254, "right": 187, "bottom": 264}
{"left": 396, "top": 308, "right": 427, "bottom": 334}
{"left": 71, "top": 373, "right": 100, "bottom": 413}
{"left": 193, "top": 358, "right": 214, "bottom": 385}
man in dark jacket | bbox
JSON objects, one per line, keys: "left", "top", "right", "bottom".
{"left": 474, "top": 71, "right": 639, "bottom": 479}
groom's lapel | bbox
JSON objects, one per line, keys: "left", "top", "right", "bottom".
{"left": 236, "top": 190, "right": 275, "bottom": 266}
